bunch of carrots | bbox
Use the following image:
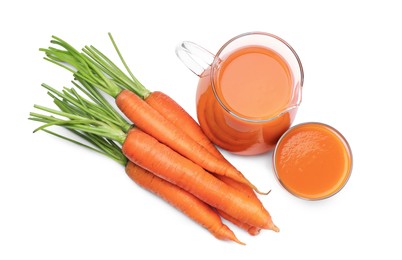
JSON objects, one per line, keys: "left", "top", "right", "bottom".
{"left": 30, "top": 34, "right": 279, "bottom": 245}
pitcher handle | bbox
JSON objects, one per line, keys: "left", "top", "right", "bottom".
{"left": 175, "top": 41, "right": 215, "bottom": 77}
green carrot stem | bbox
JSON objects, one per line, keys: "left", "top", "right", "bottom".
{"left": 41, "top": 82, "right": 131, "bottom": 133}
{"left": 30, "top": 109, "right": 127, "bottom": 145}
{"left": 41, "top": 38, "right": 121, "bottom": 98}
{"left": 107, "top": 32, "right": 148, "bottom": 96}
{"left": 31, "top": 80, "right": 132, "bottom": 165}
{"left": 41, "top": 33, "right": 152, "bottom": 99}
{"left": 42, "top": 128, "right": 127, "bottom": 166}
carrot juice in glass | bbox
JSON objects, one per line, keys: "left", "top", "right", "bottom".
{"left": 273, "top": 123, "right": 353, "bottom": 200}
{"left": 177, "top": 32, "right": 303, "bottom": 155}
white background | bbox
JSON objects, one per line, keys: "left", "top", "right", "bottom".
{"left": 1, "top": 0, "right": 401, "bottom": 259}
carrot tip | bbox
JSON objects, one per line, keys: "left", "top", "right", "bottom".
{"left": 254, "top": 186, "right": 271, "bottom": 195}
{"left": 244, "top": 179, "right": 271, "bottom": 195}
{"left": 233, "top": 237, "right": 246, "bottom": 246}
{"left": 271, "top": 224, "right": 280, "bottom": 233}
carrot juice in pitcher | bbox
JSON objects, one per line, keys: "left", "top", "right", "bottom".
{"left": 196, "top": 45, "right": 298, "bottom": 154}
{"left": 177, "top": 32, "right": 303, "bottom": 155}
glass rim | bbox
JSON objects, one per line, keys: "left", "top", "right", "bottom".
{"left": 210, "top": 31, "right": 304, "bottom": 123}
{"left": 272, "top": 122, "right": 353, "bottom": 201}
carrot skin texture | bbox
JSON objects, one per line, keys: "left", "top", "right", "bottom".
{"left": 218, "top": 210, "right": 261, "bottom": 236}
{"left": 115, "top": 90, "right": 261, "bottom": 192}
{"left": 122, "top": 128, "right": 275, "bottom": 230}
{"left": 215, "top": 175, "right": 264, "bottom": 235}
{"left": 125, "top": 162, "right": 244, "bottom": 244}
{"left": 145, "top": 91, "right": 276, "bottom": 232}
{"left": 145, "top": 91, "right": 225, "bottom": 160}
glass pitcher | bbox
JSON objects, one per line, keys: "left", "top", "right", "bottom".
{"left": 176, "top": 32, "right": 304, "bottom": 155}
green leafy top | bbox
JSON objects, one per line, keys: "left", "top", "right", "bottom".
{"left": 29, "top": 80, "right": 131, "bottom": 166}
{"left": 40, "top": 33, "right": 151, "bottom": 99}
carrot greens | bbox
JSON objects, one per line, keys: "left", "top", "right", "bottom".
{"left": 29, "top": 82, "right": 129, "bottom": 158}
{"left": 40, "top": 34, "right": 150, "bottom": 99}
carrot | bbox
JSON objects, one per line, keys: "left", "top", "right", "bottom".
{"left": 125, "top": 162, "right": 245, "bottom": 245}
{"left": 40, "top": 35, "right": 267, "bottom": 195}
{"left": 215, "top": 175, "right": 267, "bottom": 201}
{"left": 214, "top": 175, "right": 278, "bottom": 234}
{"left": 145, "top": 90, "right": 225, "bottom": 160}
{"left": 30, "top": 84, "right": 278, "bottom": 231}
{"left": 215, "top": 175, "right": 263, "bottom": 235}
{"left": 115, "top": 89, "right": 262, "bottom": 192}
{"left": 122, "top": 127, "right": 276, "bottom": 230}
{"left": 30, "top": 84, "right": 249, "bottom": 244}
{"left": 218, "top": 210, "right": 261, "bottom": 236}
{"left": 142, "top": 91, "right": 275, "bottom": 234}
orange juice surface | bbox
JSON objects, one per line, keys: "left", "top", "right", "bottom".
{"left": 216, "top": 46, "right": 293, "bottom": 119}
{"left": 274, "top": 123, "right": 352, "bottom": 200}
{"left": 196, "top": 46, "right": 297, "bottom": 155}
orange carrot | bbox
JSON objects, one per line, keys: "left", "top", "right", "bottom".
{"left": 218, "top": 210, "right": 261, "bottom": 236}
{"left": 125, "top": 161, "right": 245, "bottom": 244}
{"left": 145, "top": 91, "right": 275, "bottom": 233}
{"left": 122, "top": 127, "right": 277, "bottom": 230}
{"left": 31, "top": 82, "right": 279, "bottom": 244}
{"left": 32, "top": 85, "right": 246, "bottom": 244}
{"left": 216, "top": 175, "right": 264, "bottom": 201}
{"left": 116, "top": 90, "right": 264, "bottom": 194}
{"left": 215, "top": 175, "right": 275, "bottom": 234}
{"left": 126, "top": 90, "right": 276, "bottom": 232}
{"left": 145, "top": 91, "right": 225, "bottom": 160}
